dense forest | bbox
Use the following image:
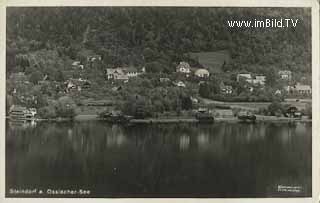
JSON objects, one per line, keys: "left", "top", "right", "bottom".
{"left": 6, "top": 7, "right": 312, "bottom": 118}
{"left": 7, "top": 7, "right": 311, "bottom": 74}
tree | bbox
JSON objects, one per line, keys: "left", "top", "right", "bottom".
{"left": 6, "top": 94, "right": 13, "bottom": 115}
{"left": 29, "top": 71, "right": 43, "bottom": 85}
{"left": 199, "top": 83, "right": 210, "bottom": 98}
{"left": 145, "top": 61, "right": 165, "bottom": 73}
{"left": 54, "top": 70, "right": 65, "bottom": 82}
{"left": 181, "top": 96, "right": 192, "bottom": 110}
{"left": 267, "top": 101, "right": 284, "bottom": 116}
{"left": 38, "top": 105, "right": 57, "bottom": 119}
{"left": 56, "top": 96, "right": 77, "bottom": 118}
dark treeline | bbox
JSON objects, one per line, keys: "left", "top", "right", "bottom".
{"left": 6, "top": 7, "right": 311, "bottom": 75}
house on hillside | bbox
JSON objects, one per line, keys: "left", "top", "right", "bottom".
{"left": 190, "top": 96, "right": 199, "bottom": 104}
{"left": 176, "top": 62, "right": 191, "bottom": 75}
{"left": 275, "top": 89, "right": 282, "bottom": 95}
{"left": 82, "top": 80, "right": 91, "bottom": 89}
{"left": 286, "top": 83, "right": 312, "bottom": 95}
{"left": 72, "top": 61, "right": 84, "bottom": 69}
{"left": 252, "top": 75, "right": 266, "bottom": 85}
{"left": 278, "top": 70, "right": 292, "bottom": 80}
{"left": 122, "top": 67, "right": 139, "bottom": 78}
{"left": 295, "top": 83, "right": 312, "bottom": 95}
{"left": 237, "top": 73, "right": 252, "bottom": 82}
{"left": 237, "top": 73, "right": 266, "bottom": 86}
{"left": 64, "top": 80, "right": 76, "bottom": 92}
{"left": 87, "top": 55, "right": 102, "bottom": 62}
{"left": 106, "top": 68, "right": 129, "bottom": 81}
{"left": 106, "top": 66, "right": 142, "bottom": 82}
{"left": 175, "top": 81, "right": 186, "bottom": 88}
{"left": 159, "top": 78, "right": 171, "bottom": 83}
{"left": 194, "top": 68, "right": 210, "bottom": 78}
{"left": 141, "top": 66, "right": 146, "bottom": 73}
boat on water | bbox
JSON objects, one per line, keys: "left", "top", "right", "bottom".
{"left": 9, "top": 105, "right": 36, "bottom": 122}
{"left": 237, "top": 111, "right": 256, "bottom": 122}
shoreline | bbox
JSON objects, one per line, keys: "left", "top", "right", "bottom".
{"left": 6, "top": 115, "right": 311, "bottom": 124}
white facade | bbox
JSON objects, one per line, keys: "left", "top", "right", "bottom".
{"left": 237, "top": 73, "right": 252, "bottom": 82}
{"left": 176, "top": 62, "right": 191, "bottom": 74}
{"left": 194, "top": 69, "right": 210, "bottom": 78}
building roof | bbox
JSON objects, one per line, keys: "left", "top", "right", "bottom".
{"left": 106, "top": 68, "right": 124, "bottom": 75}
{"left": 295, "top": 84, "right": 311, "bottom": 91}
{"left": 255, "top": 75, "right": 266, "bottom": 80}
{"left": 238, "top": 73, "right": 252, "bottom": 78}
{"left": 122, "top": 67, "right": 138, "bottom": 73}
{"left": 278, "top": 70, "right": 292, "bottom": 74}
{"left": 194, "top": 69, "right": 210, "bottom": 76}
{"left": 116, "top": 74, "right": 129, "bottom": 80}
{"left": 176, "top": 61, "right": 191, "bottom": 70}
{"left": 10, "top": 105, "right": 27, "bottom": 112}
{"left": 72, "top": 61, "right": 81, "bottom": 66}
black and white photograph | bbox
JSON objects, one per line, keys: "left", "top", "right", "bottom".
{"left": 2, "top": 1, "right": 319, "bottom": 201}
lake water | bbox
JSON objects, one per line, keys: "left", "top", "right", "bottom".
{"left": 6, "top": 120, "right": 312, "bottom": 198}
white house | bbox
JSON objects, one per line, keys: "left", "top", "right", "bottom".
{"left": 175, "top": 81, "right": 186, "bottom": 88}
{"left": 295, "top": 83, "right": 312, "bottom": 94}
{"left": 220, "top": 82, "right": 233, "bottom": 94}
{"left": 122, "top": 67, "right": 139, "bottom": 78}
{"left": 252, "top": 75, "right": 266, "bottom": 85}
{"left": 194, "top": 69, "right": 210, "bottom": 78}
{"left": 275, "top": 89, "right": 282, "bottom": 95}
{"left": 176, "top": 62, "right": 191, "bottom": 74}
{"left": 106, "top": 67, "right": 141, "bottom": 81}
{"left": 159, "top": 78, "right": 171, "bottom": 83}
{"left": 106, "top": 68, "right": 129, "bottom": 81}
{"left": 278, "top": 70, "right": 292, "bottom": 80}
{"left": 286, "top": 83, "right": 312, "bottom": 95}
{"left": 237, "top": 73, "right": 252, "bottom": 82}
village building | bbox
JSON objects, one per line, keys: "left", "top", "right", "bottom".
{"left": 141, "top": 66, "right": 146, "bottom": 73}
{"left": 252, "top": 75, "right": 266, "bottom": 85}
{"left": 87, "top": 55, "right": 102, "bottom": 62}
{"left": 286, "top": 83, "right": 312, "bottom": 95}
{"left": 194, "top": 69, "right": 210, "bottom": 78}
{"left": 64, "top": 78, "right": 91, "bottom": 92}
{"left": 106, "top": 67, "right": 141, "bottom": 82}
{"left": 278, "top": 70, "right": 292, "bottom": 80}
{"left": 175, "top": 81, "right": 186, "bottom": 88}
{"left": 159, "top": 78, "right": 171, "bottom": 83}
{"left": 122, "top": 67, "right": 139, "bottom": 78}
{"left": 237, "top": 73, "right": 266, "bottom": 86}
{"left": 275, "top": 89, "right": 282, "bottom": 95}
{"left": 112, "top": 86, "right": 122, "bottom": 92}
{"left": 82, "top": 80, "right": 91, "bottom": 89}
{"left": 72, "top": 61, "right": 81, "bottom": 67}
{"left": 295, "top": 83, "right": 312, "bottom": 94}
{"left": 236, "top": 73, "right": 252, "bottom": 82}
{"left": 190, "top": 96, "right": 199, "bottom": 104}
{"left": 106, "top": 68, "right": 128, "bottom": 81}
{"left": 176, "top": 62, "right": 191, "bottom": 74}
{"left": 220, "top": 82, "right": 233, "bottom": 94}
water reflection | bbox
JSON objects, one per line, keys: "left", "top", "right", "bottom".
{"left": 179, "top": 135, "right": 190, "bottom": 151}
{"left": 6, "top": 121, "right": 312, "bottom": 198}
